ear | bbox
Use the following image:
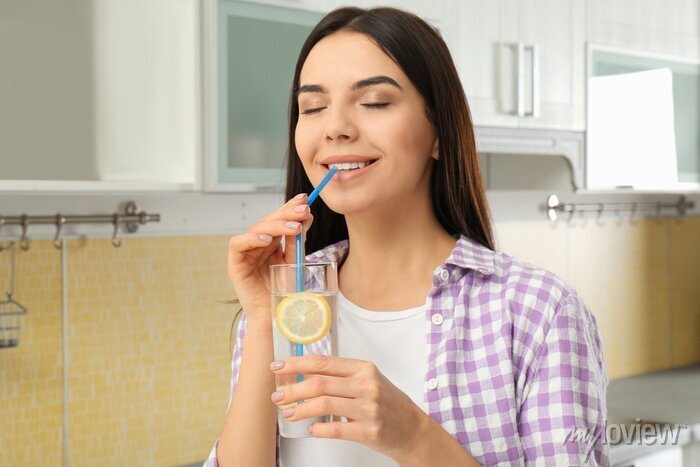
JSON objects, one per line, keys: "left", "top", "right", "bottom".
{"left": 430, "top": 139, "right": 439, "bottom": 160}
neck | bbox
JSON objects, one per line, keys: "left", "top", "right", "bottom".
{"left": 339, "top": 189, "right": 457, "bottom": 295}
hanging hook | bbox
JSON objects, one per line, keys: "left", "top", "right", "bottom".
{"left": 111, "top": 214, "right": 122, "bottom": 248}
{"left": 677, "top": 196, "right": 687, "bottom": 216}
{"left": 596, "top": 203, "right": 605, "bottom": 226}
{"left": 0, "top": 215, "right": 6, "bottom": 252}
{"left": 19, "top": 215, "right": 30, "bottom": 251}
{"left": 630, "top": 203, "right": 638, "bottom": 224}
{"left": 53, "top": 214, "right": 66, "bottom": 249}
{"left": 9, "top": 240, "right": 17, "bottom": 298}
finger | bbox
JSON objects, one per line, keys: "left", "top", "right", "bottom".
{"left": 228, "top": 231, "right": 278, "bottom": 256}
{"left": 283, "top": 213, "right": 314, "bottom": 264}
{"left": 272, "top": 375, "right": 356, "bottom": 407}
{"left": 281, "top": 205, "right": 311, "bottom": 243}
{"left": 281, "top": 395, "right": 357, "bottom": 423}
{"left": 227, "top": 229, "right": 285, "bottom": 272}
{"left": 272, "top": 354, "right": 370, "bottom": 378}
{"left": 228, "top": 237, "right": 281, "bottom": 284}
{"left": 255, "top": 216, "right": 307, "bottom": 239}
{"left": 308, "top": 420, "right": 375, "bottom": 444}
{"left": 236, "top": 211, "right": 307, "bottom": 265}
{"left": 235, "top": 194, "right": 309, "bottom": 258}
{"left": 231, "top": 215, "right": 307, "bottom": 264}
{"left": 302, "top": 213, "right": 314, "bottom": 242}
{"left": 262, "top": 193, "right": 309, "bottom": 223}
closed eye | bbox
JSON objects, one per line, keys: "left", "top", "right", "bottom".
{"left": 300, "top": 102, "right": 389, "bottom": 115}
{"left": 300, "top": 107, "right": 326, "bottom": 115}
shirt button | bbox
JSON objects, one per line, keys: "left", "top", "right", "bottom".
{"left": 427, "top": 378, "right": 439, "bottom": 390}
{"left": 431, "top": 313, "right": 444, "bottom": 325}
{"left": 439, "top": 269, "right": 449, "bottom": 281}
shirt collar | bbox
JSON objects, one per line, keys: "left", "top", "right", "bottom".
{"left": 305, "top": 238, "right": 349, "bottom": 264}
{"left": 444, "top": 234, "right": 496, "bottom": 276}
{"left": 306, "top": 234, "right": 495, "bottom": 278}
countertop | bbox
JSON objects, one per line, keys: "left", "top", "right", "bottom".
{"left": 607, "top": 364, "right": 700, "bottom": 465}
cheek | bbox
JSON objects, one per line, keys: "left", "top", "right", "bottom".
{"left": 404, "top": 113, "right": 434, "bottom": 155}
{"left": 373, "top": 111, "right": 434, "bottom": 166}
{"left": 294, "top": 122, "right": 316, "bottom": 166}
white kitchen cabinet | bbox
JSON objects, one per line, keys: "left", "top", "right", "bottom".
{"left": 586, "top": 46, "right": 700, "bottom": 188}
{"left": 202, "top": 0, "right": 323, "bottom": 191}
{"left": 0, "top": 0, "right": 199, "bottom": 191}
{"left": 513, "top": 0, "right": 587, "bottom": 130}
{"left": 587, "top": 0, "right": 700, "bottom": 58}
{"left": 449, "top": 0, "right": 586, "bottom": 131}
{"left": 584, "top": 0, "right": 700, "bottom": 189}
{"left": 449, "top": 1, "right": 515, "bottom": 128}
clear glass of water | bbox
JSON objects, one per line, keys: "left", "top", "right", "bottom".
{"left": 269, "top": 262, "right": 339, "bottom": 438}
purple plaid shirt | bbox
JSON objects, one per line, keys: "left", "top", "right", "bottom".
{"left": 205, "top": 234, "right": 609, "bottom": 466}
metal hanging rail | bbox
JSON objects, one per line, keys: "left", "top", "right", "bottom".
{"left": 547, "top": 194, "right": 695, "bottom": 221}
{"left": 0, "top": 201, "right": 160, "bottom": 250}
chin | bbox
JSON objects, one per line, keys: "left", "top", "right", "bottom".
{"left": 318, "top": 193, "right": 379, "bottom": 217}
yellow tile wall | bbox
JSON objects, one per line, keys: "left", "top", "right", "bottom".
{"left": 1, "top": 218, "right": 698, "bottom": 465}
{"left": 669, "top": 218, "right": 700, "bottom": 366}
{"left": 0, "top": 241, "right": 63, "bottom": 467}
{"left": 1, "top": 236, "right": 236, "bottom": 466}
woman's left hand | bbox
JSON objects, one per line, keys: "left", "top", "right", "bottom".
{"left": 270, "top": 354, "right": 428, "bottom": 460}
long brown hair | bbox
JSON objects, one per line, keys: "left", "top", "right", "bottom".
{"left": 285, "top": 6, "right": 494, "bottom": 253}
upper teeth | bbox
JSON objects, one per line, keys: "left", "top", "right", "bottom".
{"left": 328, "top": 161, "right": 371, "bottom": 171}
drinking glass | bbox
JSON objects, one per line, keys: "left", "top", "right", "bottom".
{"left": 270, "top": 262, "right": 339, "bottom": 438}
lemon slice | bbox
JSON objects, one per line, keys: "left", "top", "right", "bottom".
{"left": 275, "top": 292, "right": 331, "bottom": 344}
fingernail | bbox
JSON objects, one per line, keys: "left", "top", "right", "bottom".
{"left": 286, "top": 221, "right": 300, "bottom": 229}
{"left": 282, "top": 407, "right": 295, "bottom": 417}
{"left": 260, "top": 234, "right": 272, "bottom": 242}
{"left": 294, "top": 193, "right": 307, "bottom": 200}
{"left": 308, "top": 424, "right": 314, "bottom": 434}
{"left": 271, "top": 391, "right": 284, "bottom": 402}
{"left": 270, "top": 360, "right": 285, "bottom": 370}
{"left": 294, "top": 205, "right": 309, "bottom": 213}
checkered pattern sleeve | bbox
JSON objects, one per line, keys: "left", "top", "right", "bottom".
{"left": 203, "top": 313, "right": 251, "bottom": 467}
{"left": 518, "top": 292, "right": 610, "bottom": 466}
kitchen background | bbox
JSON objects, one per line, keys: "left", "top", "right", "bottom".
{"left": 1, "top": 0, "right": 699, "bottom": 466}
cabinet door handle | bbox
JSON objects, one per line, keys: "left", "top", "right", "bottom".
{"left": 525, "top": 44, "right": 540, "bottom": 117}
{"left": 516, "top": 42, "right": 525, "bottom": 117}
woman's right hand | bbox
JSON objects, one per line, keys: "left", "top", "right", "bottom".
{"left": 227, "top": 193, "right": 314, "bottom": 328}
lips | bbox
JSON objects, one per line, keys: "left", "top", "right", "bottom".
{"left": 321, "top": 158, "right": 379, "bottom": 181}
{"left": 319, "top": 155, "right": 380, "bottom": 166}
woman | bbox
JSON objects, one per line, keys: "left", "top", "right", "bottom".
{"left": 206, "top": 6, "right": 608, "bottom": 466}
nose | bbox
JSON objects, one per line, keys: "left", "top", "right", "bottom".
{"left": 323, "top": 106, "right": 358, "bottom": 144}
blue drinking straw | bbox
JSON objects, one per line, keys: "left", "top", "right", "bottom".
{"left": 294, "top": 166, "right": 338, "bottom": 383}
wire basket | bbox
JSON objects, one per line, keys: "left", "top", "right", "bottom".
{"left": 1, "top": 241, "right": 27, "bottom": 348}
{"left": 0, "top": 296, "right": 27, "bottom": 348}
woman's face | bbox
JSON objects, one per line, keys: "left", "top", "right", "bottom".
{"left": 295, "top": 31, "right": 438, "bottom": 215}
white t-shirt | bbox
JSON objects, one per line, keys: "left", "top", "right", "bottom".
{"left": 279, "top": 289, "right": 429, "bottom": 467}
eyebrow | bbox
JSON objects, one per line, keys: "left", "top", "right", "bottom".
{"left": 296, "top": 75, "right": 403, "bottom": 99}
